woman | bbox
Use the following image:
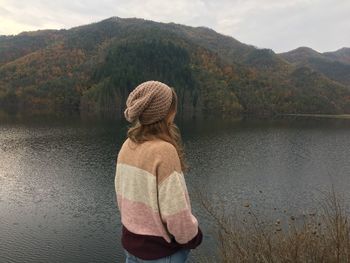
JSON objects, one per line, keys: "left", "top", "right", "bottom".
{"left": 115, "top": 80, "right": 203, "bottom": 263}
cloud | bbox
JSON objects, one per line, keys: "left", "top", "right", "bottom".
{"left": 0, "top": 0, "right": 348, "bottom": 52}
{"left": 217, "top": 0, "right": 350, "bottom": 53}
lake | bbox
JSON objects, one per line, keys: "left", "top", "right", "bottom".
{"left": 1, "top": 114, "right": 350, "bottom": 262}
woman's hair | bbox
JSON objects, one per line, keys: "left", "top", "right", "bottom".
{"left": 126, "top": 87, "right": 189, "bottom": 173}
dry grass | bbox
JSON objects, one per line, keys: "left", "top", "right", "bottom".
{"left": 191, "top": 184, "right": 350, "bottom": 263}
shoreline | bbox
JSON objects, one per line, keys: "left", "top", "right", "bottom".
{"left": 279, "top": 113, "right": 350, "bottom": 119}
{"left": 1, "top": 107, "right": 350, "bottom": 121}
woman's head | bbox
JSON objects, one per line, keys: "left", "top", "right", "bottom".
{"left": 124, "top": 81, "right": 188, "bottom": 172}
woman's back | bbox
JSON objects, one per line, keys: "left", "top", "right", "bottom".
{"left": 115, "top": 137, "right": 202, "bottom": 260}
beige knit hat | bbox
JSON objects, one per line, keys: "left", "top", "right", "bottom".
{"left": 124, "top": 80, "right": 174, "bottom": 125}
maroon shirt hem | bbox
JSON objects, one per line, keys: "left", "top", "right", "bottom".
{"left": 121, "top": 225, "right": 203, "bottom": 260}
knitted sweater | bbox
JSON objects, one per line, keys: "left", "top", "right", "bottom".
{"left": 115, "top": 137, "right": 203, "bottom": 260}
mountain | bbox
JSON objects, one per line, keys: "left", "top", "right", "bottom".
{"left": 279, "top": 47, "right": 350, "bottom": 86}
{"left": 324, "top": 47, "right": 350, "bottom": 64}
{"left": 1, "top": 17, "right": 350, "bottom": 118}
{"left": 278, "top": 47, "right": 323, "bottom": 63}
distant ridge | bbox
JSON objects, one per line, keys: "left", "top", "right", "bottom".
{"left": 279, "top": 46, "right": 350, "bottom": 85}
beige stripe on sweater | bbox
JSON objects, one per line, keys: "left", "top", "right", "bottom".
{"left": 115, "top": 163, "right": 189, "bottom": 215}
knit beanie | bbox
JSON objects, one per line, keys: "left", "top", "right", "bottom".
{"left": 124, "top": 80, "right": 174, "bottom": 125}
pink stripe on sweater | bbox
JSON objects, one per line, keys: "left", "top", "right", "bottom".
{"left": 117, "top": 194, "right": 171, "bottom": 242}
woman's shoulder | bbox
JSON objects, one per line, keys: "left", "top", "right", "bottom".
{"left": 149, "top": 139, "right": 177, "bottom": 156}
{"left": 138, "top": 139, "right": 180, "bottom": 167}
{"left": 151, "top": 140, "right": 181, "bottom": 173}
{"left": 121, "top": 138, "right": 177, "bottom": 156}
{"left": 120, "top": 137, "right": 181, "bottom": 174}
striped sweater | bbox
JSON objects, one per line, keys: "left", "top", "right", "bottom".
{"left": 115, "top": 137, "right": 203, "bottom": 260}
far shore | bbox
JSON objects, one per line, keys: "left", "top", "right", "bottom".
{"left": 279, "top": 113, "right": 350, "bottom": 119}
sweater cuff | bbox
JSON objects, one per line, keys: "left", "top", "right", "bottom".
{"left": 177, "top": 226, "right": 203, "bottom": 249}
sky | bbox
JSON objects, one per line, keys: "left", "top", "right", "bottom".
{"left": 0, "top": 0, "right": 349, "bottom": 53}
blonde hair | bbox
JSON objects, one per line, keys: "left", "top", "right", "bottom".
{"left": 126, "top": 88, "right": 189, "bottom": 173}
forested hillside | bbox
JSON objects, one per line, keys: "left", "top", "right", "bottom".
{"left": 1, "top": 17, "right": 350, "bottom": 118}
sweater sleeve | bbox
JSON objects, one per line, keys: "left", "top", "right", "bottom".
{"left": 155, "top": 143, "right": 203, "bottom": 249}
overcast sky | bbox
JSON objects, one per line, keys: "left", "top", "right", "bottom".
{"left": 0, "top": 0, "right": 349, "bottom": 53}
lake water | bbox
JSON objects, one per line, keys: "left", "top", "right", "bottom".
{"left": 1, "top": 115, "right": 350, "bottom": 262}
